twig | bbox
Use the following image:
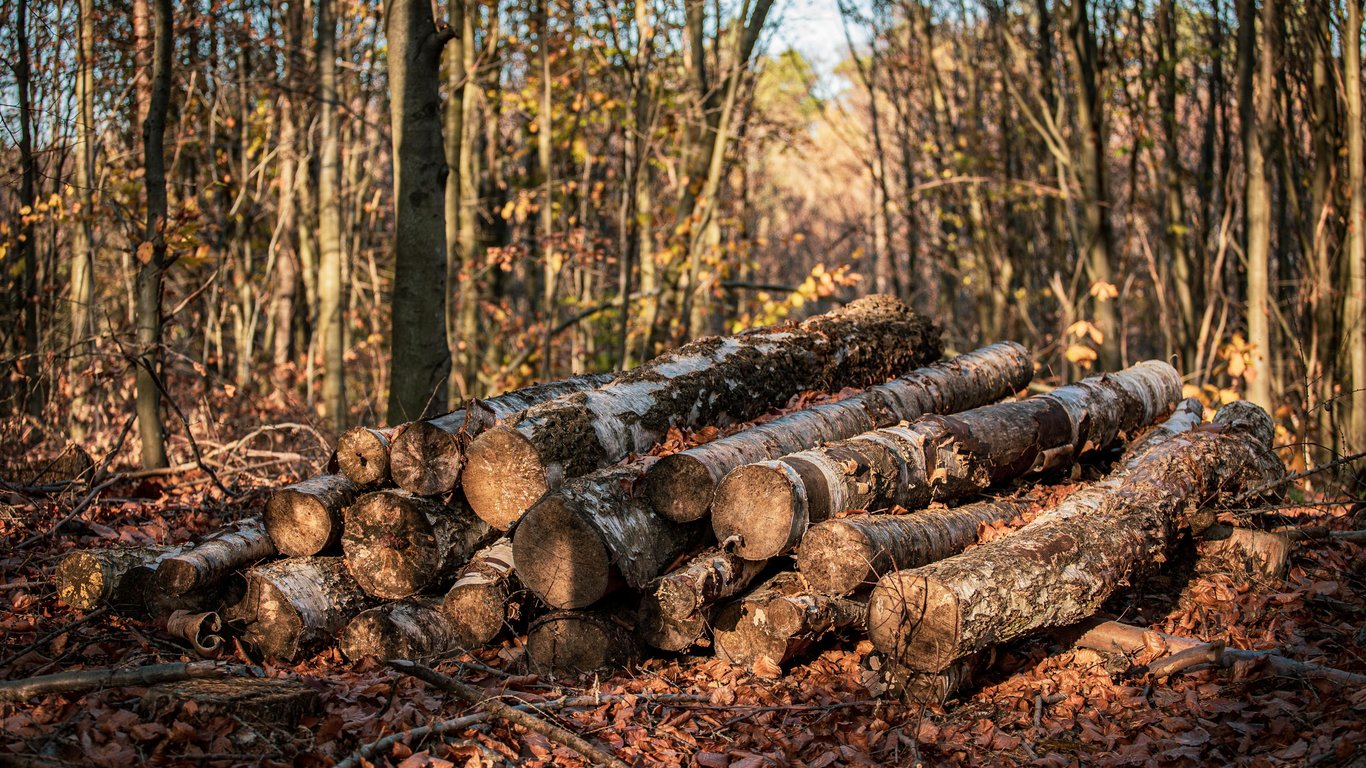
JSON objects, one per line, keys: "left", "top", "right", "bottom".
{"left": 389, "top": 660, "right": 631, "bottom": 768}
{"left": 140, "top": 362, "right": 235, "bottom": 498}
{"left": 335, "top": 713, "right": 488, "bottom": 768}
{"left": 1144, "top": 641, "right": 1225, "bottom": 679}
{"left": 0, "top": 661, "right": 246, "bottom": 703}
{"left": 1277, "top": 527, "right": 1366, "bottom": 545}
{"left": 16, "top": 475, "right": 123, "bottom": 549}
{"left": 0, "top": 607, "right": 109, "bottom": 670}
{"left": 1235, "top": 449, "right": 1366, "bottom": 502}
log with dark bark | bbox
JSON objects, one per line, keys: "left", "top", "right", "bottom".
{"left": 797, "top": 499, "right": 1032, "bottom": 596}
{"left": 140, "top": 678, "right": 320, "bottom": 729}
{"left": 264, "top": 474, "right": 360, "bottom": 557}
{"left": 339, "top": 598, "right": 458, "bottom": 660}
{"left": 387, "top": 372, "right": 616, "bottom": 496}
{"left": 342, "top": 490, "right": 496, "bottom": 599}
{"left": 652, "top": 545, "right": 767, "bottom": 620}
{"left": 713, "top": 361, "right": 1182, "bottom": 560}
{"left": 643, "top": 342, "right": 1033, "bottom": 523}
{"left": 463, "top": 296, "right": 941, "bottom": 530}
{"left": 156, "top": 518, "right": 276, "bottom": 595}
{"left": 440, "top": 538, "right": 521, "bottom": 648}
{"left": 525, "top": 610, "right": 637, "bottom": 673}
{"left": 336, "top": 426, "right": 397, "bottom": 487}
{"left": 513, "top": 460, "right": 705, "bottom": 609}
{"left": 1196, "top": 524, "right": 1293, "bottom": 582}
{"left": 55, "top": 545, "right": 185, "bottom": 611}
{"left": 867, "top": 400, "right": 1285, "bottom": 673}
{"left": 867, "top": 652, "right": 980, "bottom": 705}
{"left": 714, "top": 572, "right": 865, "bottom": 667}
{"left": 233, "top": 556, "right": 380, "bottom": 661}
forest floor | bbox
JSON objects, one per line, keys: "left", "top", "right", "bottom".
{"left": 1, "top": 378, "right": 1364, "bottom": 767}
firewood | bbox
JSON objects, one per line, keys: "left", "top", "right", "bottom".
{"left": 653, "top": 545, "right": 767, "bottom": 620}
{"left": 525, "top": 610, "right": 638, "bottom": 674}
{"left": 342, "top": 490, "right": 496, "bottom": 599}
{"left": 336, "top": 426, "right": 396, "bottom": 487}
{"left": 440, "top": 538, "right": 520, "bottom": 648}
{"left": 233, "top": 556, "right": 379, "bottom": 662}
{"left": 264, "top": 473, "right": 360, "bottom": 557}
{"left": 55, "top": 545, "right": 186, "bottom": 611}
{"left": 339, "top": 598, "right": 458, "bottom": 661}
{"left": 637, "top": 593, "right": 711, "bottom": 653}
{"left": 155, "top": 517, "right": 276, "bottom": 595}
{"left": 714, "top": 572, "right": 865, "bottom": 667}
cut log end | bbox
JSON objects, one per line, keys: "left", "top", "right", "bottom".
{"left": 712, "top": 463, "right": 805, "bottom": 560}
{"left": 337, "top": 427, "right": 391, "bottom": 487}
{"left": 642, "top": 453, "right": 716, "bottom": 523}
{"left": 867, "top": 573, "right": 961, "bottom": 673}
{"left": 339, "top": 601, "right": 456, "bottom": 661}
{"left": 242, "top": 579, "right": 307, "bottom": 661}
{"left": 463, "top": 426, "right": 550, "bottom": 530}
{"left": 265, "top": 490, "right": 339, "bottom": 557}
{"left": 390, "top": 421, "right": 463, "bottom": 496}
{"left": 342, "top": 493, "right": 449, "bottom": 599}
{"left": 514, "top": 496, "right": 612, "bottom": 609}
{"left": 637, "top": 593, "right": 707, "bottom": 652}
{"left": 441, "top": 582, "right": 510, "bottom": 648}
{"left": 54, "top": 552, "right": 114, "bottom": 611}
{"left": 526, "top": 612, "right": 635, "bottom": 673}
{"left": 796, "top": 521, "right": 872, "bottom": 597}
{"left": 154, "top": 559, "right": 200, "bottom": 597}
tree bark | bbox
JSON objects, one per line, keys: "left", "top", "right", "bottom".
{"left": 867, "top": 400, "right": 1285, "bottom": 673}
{"left": 713, "top": 573, "right": 865, "bottom": 667}
{"left": 264, "top": 473, "right": 360, "bottom": 557}
{"left": 652, "top": 545, "right": 767, "bottom": 620}
{"left": 643, "top": 341, "right": 1033, "bottom": 523}
{"left": 1345, "top": 0, "right": 1366, "bottom": 448}
{"left": 1196, "top": 524, "right": 1292, "bottom": 582}
{"left": 388, "top": 371, "right": 615, "bottom": 496}
{"left": 69, "top": 0, "right": 97, "bottom": 438}
{"left": 713, "top": 361, "right": 1181, "bottom": 560}
{"left": 440, "top": 537, "right": 521, "bottom": 648}
{"left": 234, "top": 557, "right": 379, "bottom": 662}
{"left": 339, "top": 597, "right": 459, "bottom": 661}
{"left": 55, "top": 546, "right": 185, "bottom": 611}
{"left": 797, "top": 498, "right": 1032, "bottom": 597}
{"left": 525, "top": 610, "right": 637, "bottom": 673}
{"left": 342, "top": 490, "right": 495, "bottom": 599}
{"left": 463, "top": 295, "right": 941, "bottom": 529}
{"left": 155, "top": 518, "right": 276, "bottom": 595}
{"left": 1238, "top": 0, "right": 1274, "bottom": 410}
{"left": 317, "top": 0, "right": 347, "bottom": 431}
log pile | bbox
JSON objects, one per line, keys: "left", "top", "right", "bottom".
{"left": 51, "top": 293, "right": 1304, "bottom": 706}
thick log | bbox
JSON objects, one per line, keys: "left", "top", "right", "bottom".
{"left": 513, "top": 460, "right": 704, "bottom": 609}
{"left": 869, "top": 653, "right": 979, "bottom": 705}
{"left": 867, "top": 400, "right": 1285, "bottom": 673}
{"left": 653, "top": 545, "right": 767, "bottom": 620}
{"left": 637, "top": 593, "right": 711, "bottom": 653}
{"left": 388, "top": 372, "right": 616, "bottom": 497}
{"left": 343, "top": 490, "right": 496, "bottom": 599}
{"left": 1196, "top": 524, "right": 1293, "bottom": 582}
{"left": 156, "top": 518, "right": 276, "bottom": 595}
{"left": 525, "top": 610, "right": 637, "bottom": 674}
{"left": 714, "top": 572, "right": 865, "bottom": 667}
{"left": 440, "top": 538, "right": 520, "bottom": 647}
{"left": 336, "top": 426, "right": 396, "bottom": 487}
{"left": 797, "top": 499, "right": 1032, "bottom": 596}
{"left": 463, "top": 295, "right": 941, "bottom": 530}
{"left": 339, "top": 598, "right": 458, "bottom": 661}
{"left": 713, "top": 361, "right": 1181, "bottom": 560}
{"left": 235, "top": 556, "right": 380, "bottom": 661}
{"left": 55, "top": 545, "right": 185, "bottom": 611}
{"left": 264, "top": 474, "right": 360, "bottom": 557}
{"left": 643, "top": 342, "right": 1033, "bottom": 523}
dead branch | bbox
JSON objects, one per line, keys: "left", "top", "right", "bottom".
{"left": 0, "top": 661, "right": 247, "bottom": 703}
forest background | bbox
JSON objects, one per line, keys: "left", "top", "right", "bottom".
{"left": 1, "top": 0, "right": 1363, "bottom": 477}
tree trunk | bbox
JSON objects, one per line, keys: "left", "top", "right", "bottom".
{"left": 317, "top": 0, "right": 347, "bottom": 431}
{"left": 513, "top": 460, "right": 705, "bottom": 609}
{"left": 69, "top": 0, "right": 97, "bottom": 438}
{"left": 1345, "top": 0, "right": 1366, "bottom": 448}
{"left": 387, "top": 371, "right": 615, "bottom": 496}
{"left": 643, "top": 341, "right": 1032, "bottom": 523}
{"left": 1196, "top": 524, "right": 1292, "bottom": 582}
{"left": 264, "top": 473, "right": 360, "bottom": 557}
{"left": 797, "top": 499, "right": 1033, "bottom": 597}
{"left": 234, "top": 557, "right": 379, "bottom": 662}
{"left": 713, "top": 361, "right": 1181, "bottom": 560}
{"left": 713, "top": 573, "right": 865, "bottom": 667}
{"left": 463, "top": 296, "right": 940, "bottom": 529}
{"left": 155, "top": 518, "right": 276, "bottom": 595}
{"left": 440, "top": 537, "right": 521, "bottom": 648}
{"left": 339, "top": 598, "right": 458, "bottom": 661}
{"left": 56, "top": 546, "right": 185, "bottom": 611}
{"left": 651, "top": 545, "right": 767, "bottom": 621}
{"left": 867, "top": 400, "right": 1285, "bottom": 673}
{"left": 525, "top": 610, "right": 637, "bottom": 673}
{"left": 342, "top": 490, "right": 495, "bottom": 599}
{"left": 386, "top": 0, "right": 454, "bottom": 422}
{"left": 1238, "top": 0, "right": 1274, "bottom": 411}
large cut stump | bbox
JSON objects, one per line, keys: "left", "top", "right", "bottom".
{"left": 56, "top": 545, "right": 186, "bottom": 611}
{"left": 643, "top": 342, "right": 1032, "bottom": 523}
{"left": 234, "top": 557, "right": 379, "bottom": 661}
{"left": 264, "top": 474, "right": 360, "bottom": 557}
{"left": 712, "top": 360, "right": 1181, "bottom": 560}
{"left": 339, "top": 598, "right": 458, "bottom": 661}
{"left": 385, "top": 372, "right": 616, "bottom": 496}
{"left": 463, "top": 295, "right": 941, "bottom": 530}
{"left": 440, "top": 538, "right": 521, "bottom": 647}
{"left": 156, "top": 518, "right": 276, "bottom": 595}
{"left": 343, "top": 490, "right": 496, "bottom": 599}
{"left": 526, "top": 610, "right": 637, "bottom": 674}
{"left": 867, "top": 400, "right": 1285, "bottom": 673}
{"left": 141, "top": 678, "right": 320, "bottom": 729}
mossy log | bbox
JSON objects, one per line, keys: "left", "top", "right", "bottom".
{"left": 867, "top": 400, "right": 1285, "bottom": 673}
{"left": 712, "top": 361, "right": 1181, "bottom": 560}
{"left": 264, "top": 474, "right": 360, "bottom": 557}
{"left": 386, "top": 372, "right": 616, "bottom": 497}
{"left": 234, "top": 557, "right": 379, "bottom": 662}
{"left": 463, "top": 295, "right": 941, "bottom": 530}
{"left": 525, "top": 610, "right": 638, "bottom": 674}
{"left": 643, "top": 342, "right": 1032, "bottom": 523}
{"left": 55, "top": 545, "right": 185, "bottom": 611}
{"left": 440, "top": 537, "right": 521, "bottom": 647}
{"left": 339, "top": 598, "right": 459, "bottom": 661}
{"left": 342, "top": 490, "right": 496, "bottom": 599}
{"left": 156, "top": 518, "right": 276, "bottom": 595}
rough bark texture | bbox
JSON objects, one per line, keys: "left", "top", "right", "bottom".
{"left": 867, "top": 400, "right": 1285, "bottom": 673}
{"left": 264, "top": 474, "right": 360, "bottom": 557}
{"left": 637, "top": 593, "right": 711, "bottom": 652}
{"left": 526, "top": 610, "right": 637, "bottom": 673}
{"left": 463, "top": 295, "right": 942, "bottom": 529}
{"left": 339, "top": 598, "right": 458, "bottom": 661}
{"left": 513, "top": 459, "right": 705, "bottom": 609}
{"left": 389, "top": 372, "right": 616, "bottom": 497}
{"left": 653, "top": 545, "right": 767, "bottom": 620}
{"left": 156, "top": 518, "right": 276, "bottom": 595}
{"left": 336, "top": 427, "right": 395, "bottom": 487}
{"left": 165, "top": 610, "right": 224, "bottom": 657}
{"left": 343, "top": 490, "right": 496, "bottom": 599}
{"left": 713, "top": 361, "right": 1180, "bottom": 560}
{"left": 440, "top": 537, "right": 520, "bottom": 647}
{"left": 140, "top": 678, "right": 320, "bottom": 729}
{"left": 714, "top": 572, "right": 865, "bottom": 667}
{"left": 55, "top": 545, "right": 185, "bottom": 611}
{"left": 234, "top": 557, "right": 379, "bottom": 662}
{"left": 643, "top": 341, "right": 1033, "bottom": 523}
{"left": 1196, "top": 525, "right": 1292, "bottom": 583}
{"left": 869, "top": 652, "right": 979, "bottom": 705}
{"left": 797, "top": 499, "right": 1031, "bottom": 596}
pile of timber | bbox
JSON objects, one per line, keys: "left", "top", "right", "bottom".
{"left": 52, "top": 293, "right": 1306, "bottom": 701}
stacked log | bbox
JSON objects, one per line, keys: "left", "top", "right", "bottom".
{"left": 341, "top": 490, "right": 495, "bottom": 599}
{"left": 156, "top": 518, "right": 276, "bottom": 595}
{"left": 56, "top": 545, "right": 187, "bottom": 612}
{"left": 713, "top": 573, "right": 866, "bottom": 667}
{"left": 440, "top": 538, "right": 523, "bottom": 647}
{"left": 264, "top": 474, "right": 359, "bottom": 557}
{"left": 232, "top": 557, "right": 380, "bottom": 662}
{"left": 339, "top": 598, "right": 459, "bottom": 661}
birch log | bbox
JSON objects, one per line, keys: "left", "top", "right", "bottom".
{"left": 525, "top": 610, "right": 638, "bottom": 673}
{"left": 714, "top": 573, "right": 865, "bottom": 667}
{"left": 235, "top": 557, "right": 380, "bottom": 661}
{"left": 339, "top": 598, "right": 459, "bottom": 661}
{"left": 652, "top": 545, "right": 768, "bottom": 620}
{"left": 336, "top": 426, "right": 397, "bottom": 487}
{"left": 55, "top": 545, "right": 185, "bottom": 611}
{"left": 342, "top": 490, "right": 496, "bottom": 599}
{"left": 156, "top": 518, "right": 276, "bottom": 595}
{"left": 643, "top": 341, "right": 1033, "bottom": 523}
{"left": 264, "top": 474, "right": 360, "bottom": 557}
{"left": 867, "top": 400, "right": 1285, "bottom": 673}
{"left": 463, "top": 295, "right": 941, "bottom": 530}
{"left": 440, "top": 538, "right": 521, "bottom": 647}
{"left": 712, "top": 360, "right": 1181, "bottom": 560}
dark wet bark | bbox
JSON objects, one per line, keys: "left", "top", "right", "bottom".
{"left": 339, "top": 598, "right": 459, "bottom": 661}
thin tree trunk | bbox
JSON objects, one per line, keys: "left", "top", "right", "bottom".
{"left": 16, "top": 0, "right": 41, "bottom": 417}
{"left": 1238, "top": 0, "right": 1274, "bottom": 410}
{"left": 69, "top": 0, "right": 98, "bottom": 437}
{"left": 713, "top": 572, "right": 866, "bottom": 667}
{"left": 1344, "top": 0, "right": 1366, "bottom": 447}
{"left": 318, "top": 0, "right": 347, "bottom": 431}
